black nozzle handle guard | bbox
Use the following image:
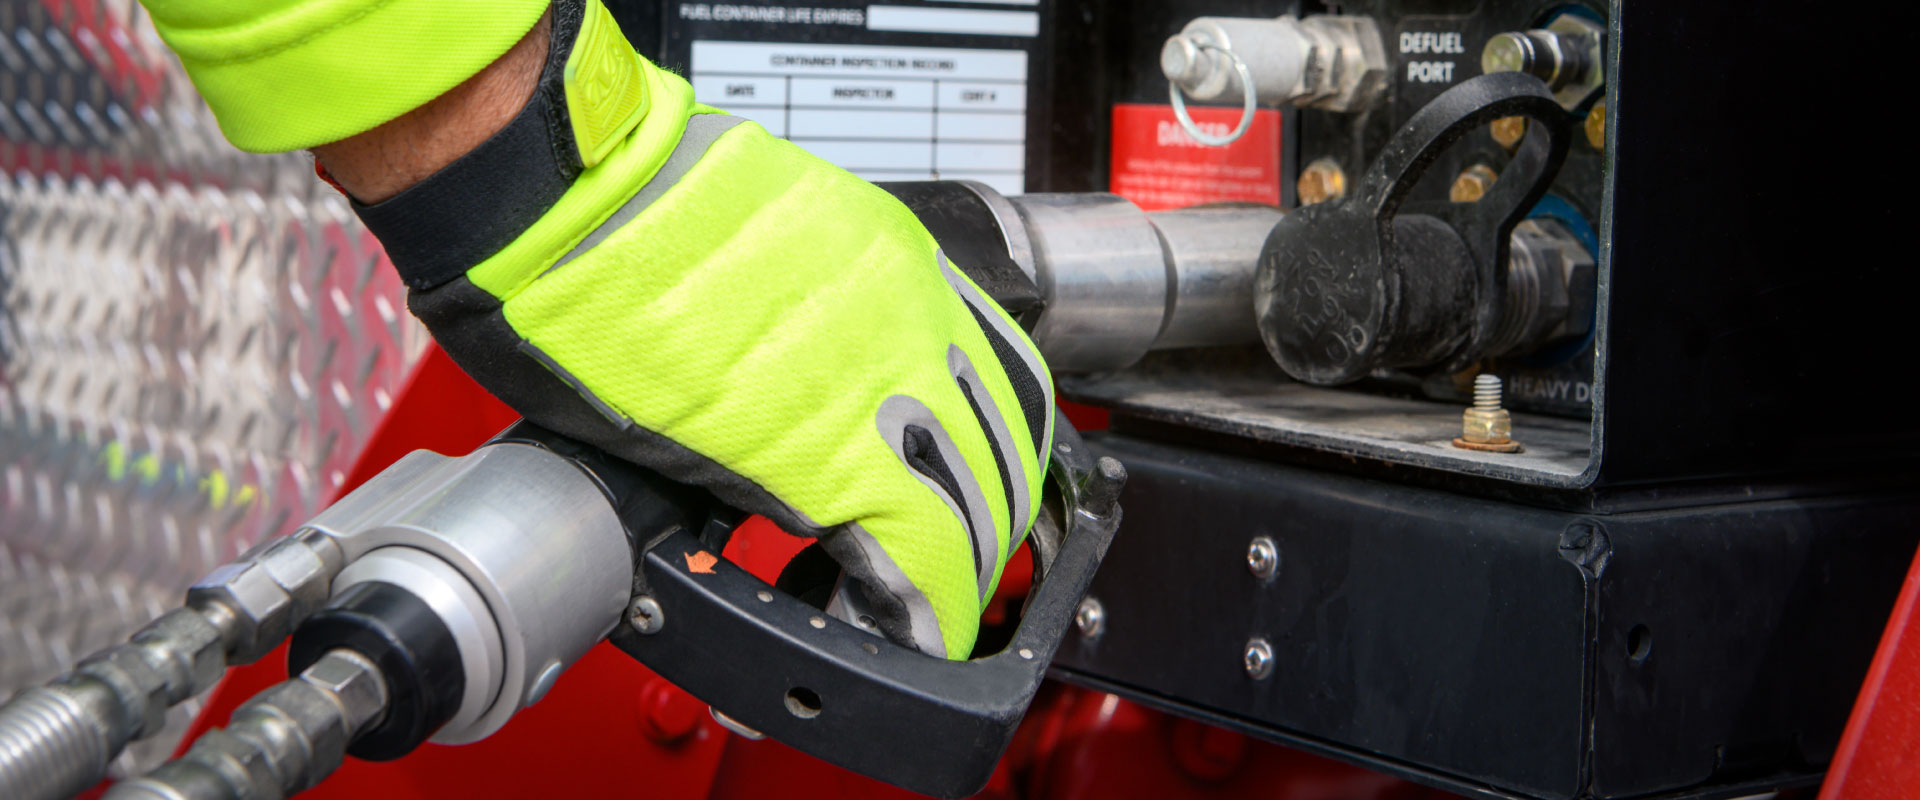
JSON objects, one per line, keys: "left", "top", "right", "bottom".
{"left": 586, "top": 412, "right": 1121, "bottom": 798}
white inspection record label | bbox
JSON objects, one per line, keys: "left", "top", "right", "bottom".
{"left": 691, "top": 40, "right": 1029, "bottom": 196}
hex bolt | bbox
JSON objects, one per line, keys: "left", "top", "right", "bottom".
{"left": 1074, "top": 597, "right": 1106, "bottom": 639}
{"left": 628, "top": 596, "right": 665, "bottom": 635}
{"left": 1083, "top": 456, "right": 1128, "bottom": 516}
{"left": 1449, "top": 164, "right": 1500, "bottom": 203}
{"left": 1246, "top": 536, "right": 1279, "bottom": 580}
{"left": 1482, "top": 29, "right": 1593, "bottom": 92}
{"left": 1490, "top": 115, "right": 1527, "bottom": 150}
{"left": 1242, "top": 638, "right": 1274, "bottom": 680}
{"left": 1481, "top": 31, "right": 1538, "bottom": 76}
{"left": 1297, "top": 158, "right": 1347, "bottom": 206}
{"left": 1453, "top": 374, "right": 1523, "bottom": 453}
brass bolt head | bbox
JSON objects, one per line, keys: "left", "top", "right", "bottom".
{"left": 1490, "top": 116, "right": 1527, "bottom": 150}
{"left": 1454, "top": 408, "right": 1523, "bottom": 453}
{"left": 1584, "top": 101, "right": 1606, "bottom": 150}
{"left": 1297, "top": 158, "right": 1347, "bottom": 206}
{"left": 1449, "top": 164, "right": 1500, "bottom": 203}
{"left": 1460, "top": 407, "right": 1512, "bottom": 443}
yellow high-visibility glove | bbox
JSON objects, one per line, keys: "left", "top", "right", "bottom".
{"left": 142, "top": 0, "right": 1054, "bottom": 659}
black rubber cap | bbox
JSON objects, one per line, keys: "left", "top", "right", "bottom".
{"left": 289, "top": 581, "right": 466, "bottom": 761}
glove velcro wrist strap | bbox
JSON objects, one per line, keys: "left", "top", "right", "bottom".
{"left": 351, "top": 0, "right": 648, "bottom": 292}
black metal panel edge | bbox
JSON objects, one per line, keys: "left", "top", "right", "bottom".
{"left": 1054, "top": 432, "right": 1917, "bottom": 800}
{"left": 608, "top": 413, "right": 1121, "bottom": 798}
{"left": 1592, "top": 0, "right": 1920, "bottom": 486}
{"left": 1047, "top": 669, "right": 1532, "bottom": 800}
{"left": 1050, "top": 670, "right": 1828, "bottom": 800}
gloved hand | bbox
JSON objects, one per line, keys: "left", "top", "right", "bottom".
{"left": 143, "top": 0, "right": 1054, "bottom": 658}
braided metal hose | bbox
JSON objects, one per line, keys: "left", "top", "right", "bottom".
{"left": 0, "top": 608, "right": 231, "bottom": 800}
{"left": 0, "top": 680, "right": 123, "bottom": 800}
{"left": 105, "top": 650, "right": 389, "bottom": 800}
{"left": 0, "top": 532, "right": 344, "bottom": 800}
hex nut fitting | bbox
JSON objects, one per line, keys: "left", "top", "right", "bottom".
{"left": 188, "top": 561, "right": 295, "bottom": 665}
{"left": 75, "top": 647, "right": 174, "bottom": 739}
{"left": 1454, "top": 374, "right": 1524, "bottom": 453}
{"left": 299, "top": 650, "right": 390, "bottom": 738}
{"left": 129, "top": 608, "right": 229, "bottom": 698}
{"left": 187, "top": 532, "right": 343, "bottom": 664}
{"left": 243, "top": 681, "right": 353, "bottom": 785}
{"left": 174, "top": 727, "right": 282, "bottom": 796}
{"left": 1492, "top": 218, "right": 1597, "bottom": 357}
{"left": 1460, "top": 407, "right": 1514, "bottom": 444}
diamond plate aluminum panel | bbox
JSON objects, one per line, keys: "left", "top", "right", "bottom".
{"left": 0, "top": 0, "right": 426, "bottom": 777}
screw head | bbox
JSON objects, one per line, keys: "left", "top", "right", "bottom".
{"left": 1242, "top": 638, "right": 1274, "bottom": 680}
{"left": 1246, "top": 536, "right": 1279, "bottom": 580}
{"left": 629, "top": 595, "right": 664, "bottom": 634}
{"left": 1074, "top": 597, "right": 1105, "bottom": 639}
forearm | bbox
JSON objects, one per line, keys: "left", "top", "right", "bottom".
{"left": 312, "top": 13, "right": 550, "bottom": 203}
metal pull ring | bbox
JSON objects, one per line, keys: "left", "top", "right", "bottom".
{"left": 1168, "top": 42, "right": 1257, "bottom": 148}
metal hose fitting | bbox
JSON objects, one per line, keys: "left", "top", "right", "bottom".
{"left": 0, "top": 607, "right": 231, "bottom": 800}
{"left": 105, "top": 649, "right": 390, "bottom": 800}
{"left": 0, "top": 680, "right": 123, "bottom": 800}
{"left": 0, "top": 531, "right": 345, "bottom": 800}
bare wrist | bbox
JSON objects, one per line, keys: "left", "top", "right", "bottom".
{"left": 312, "top": 12, "right": 551, "bottom": 204}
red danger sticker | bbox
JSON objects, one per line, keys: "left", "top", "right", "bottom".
{"left": 1108, "top": 103, "right": 1282, "bottom": 211}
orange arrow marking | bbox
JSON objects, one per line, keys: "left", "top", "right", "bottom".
{"left": 684, "top": 550, "right": 718, "bottom": 574}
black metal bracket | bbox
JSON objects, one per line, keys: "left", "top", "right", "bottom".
{"left": 607, "top": 412, "right": 1123, "bottom": 798}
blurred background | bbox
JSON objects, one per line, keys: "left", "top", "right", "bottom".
{"left": 0, "top": 0, "right": 427, "bottom": 775}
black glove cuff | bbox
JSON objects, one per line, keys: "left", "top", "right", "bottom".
{"left": 350, "top": 0, "right": 588, "bottom": 292}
